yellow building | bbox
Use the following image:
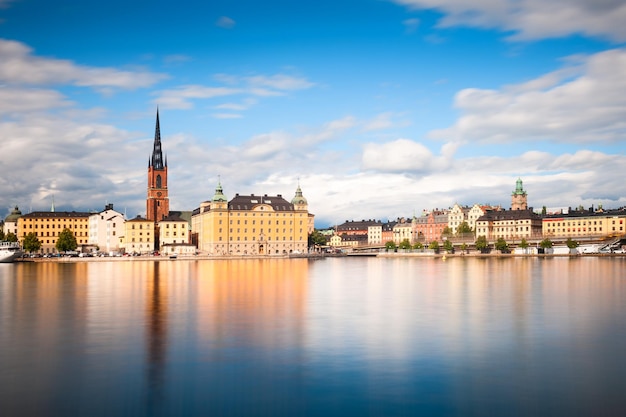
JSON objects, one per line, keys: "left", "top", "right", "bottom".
{"left": 542, "top": 210, "right": 626, "bottom": 239}
{"left": 192, "top": 182, "right": 312, "bottom": 255}
{"left": 120, "top": 216, "right": 155, "bottom": 254}
{"left": 17, "top": 211, "right": 90, "bottom": 253}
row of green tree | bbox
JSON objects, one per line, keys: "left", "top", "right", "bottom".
{"left": 384, "top": 236, "right": 578, "bottom": 253}
{"left": 2, "top": 229, "right": 79, "bottom": 254}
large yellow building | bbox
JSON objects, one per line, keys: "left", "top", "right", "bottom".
{"left": 17, "top": 211, "right": 91, "bottom": 253}
{"left": 192, "top": 182, "right": 312, "bottom": 255}
{"left": 542, "top": 210, "right": 626, "bottom": 239}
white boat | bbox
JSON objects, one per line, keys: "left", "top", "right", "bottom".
{"left": 0, "top": 241, "right": 22, "bottom": 263}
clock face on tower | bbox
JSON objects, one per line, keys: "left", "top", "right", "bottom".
{"left": 157, "top": 192, "right": 162, "bottom": 197}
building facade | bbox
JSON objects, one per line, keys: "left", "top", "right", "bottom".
{"left": 475, "top": 209, "right": 542, "bottom": 240}
{"left": 192, "top": 182, "right": 312, "bottom": 255}
{"left": 413, "top": 210, "right": 449, "bottom": 243}
{"left": 158, "top": 214, "right": 189, "bottom": 247}
{"left": 120, "top": 216, "right": 155, "bottom": 254}
{"left": 542, "top": 209, "right": 626, "bottom": 239}
{"left": 17, "top": 211, "right": 91, "bottom": 253}
{"left": 88, "top": 204, "right": 125, "bottom": 253}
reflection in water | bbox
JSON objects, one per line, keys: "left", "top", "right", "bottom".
{"left": 0, "top": 257, "right": 625, "bottom": 416}
{"left": 146, "top": 262, "right": 167, "bottom": 415}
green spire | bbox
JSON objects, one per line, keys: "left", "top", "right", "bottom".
{"left": 212, "top": 177, "right": 227, "bottom": 202}
{"left": 512, "top": 178, "right": 526, "bottom": 195}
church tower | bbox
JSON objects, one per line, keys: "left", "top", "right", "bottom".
{"left": 511, "top": 178, "right": 528, "bottom": 210}
{"left": 147, "top": 109, "right": 170, "bottom": 222}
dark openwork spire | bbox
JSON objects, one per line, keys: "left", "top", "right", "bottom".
{"left": 150, "top": 109, "right": 164, "bottom": 169}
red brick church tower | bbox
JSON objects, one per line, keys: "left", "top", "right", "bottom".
{"left": 147, "top": 109, "right": 169, "bottom": 222}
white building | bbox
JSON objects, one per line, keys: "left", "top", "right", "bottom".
{"left": 88, "top": 204, "right": 125, "bottom": 253}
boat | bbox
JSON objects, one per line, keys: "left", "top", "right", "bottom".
{"left": 0, "top": 241, "right": 23, "bottom": 263}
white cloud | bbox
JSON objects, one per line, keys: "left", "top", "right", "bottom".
{"left": 403, "top": 18, "right": 420, "bottom": 33}
{"left": 362, "top": 138, "right": 451, "bottom": 173}
{"left": 154, "top": 85, "right": 242, "bottom": 109}
{"left": 216, "top": 16, "right": 236, "bottom": 29}
{"left": 245, "top": 74, "right": 315, "bottom": 91}
{"left": 393, "top": 0, "right": 626, "bottom": 41}
{"left": 153, "top": 73, "right": 315, "bottom": 109}
{"left": 431, "top": 48, "right": 626, "bottom": 144}
{"left": 0, "top": 39, "right": 167, "bottom": 88}
{"left": 0, "top": 87, "right": 72, "bottom": 113}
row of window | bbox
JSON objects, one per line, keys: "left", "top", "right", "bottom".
{"left": 545, "top": 220, "right": 623, "bottom": 226}
{"left": 26, "top": 223, "right": 87, "bottom": 229}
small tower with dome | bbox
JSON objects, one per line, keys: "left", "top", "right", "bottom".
{"left": 291, "top": 182, "right": 308, "bottom": 212}
{"left": 511, "top": 178, "right": 528, "bottom": 210}
{"left": 211, "top": 178, "right": 228, "bottom": 210}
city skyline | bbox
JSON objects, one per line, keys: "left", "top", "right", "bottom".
{"left": 1, "top": 0, "right": 625, "bottom": 227}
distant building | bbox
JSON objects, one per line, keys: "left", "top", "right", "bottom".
{"left": 413, "top": 210, "right": 449, "bottom": 243}
{"left": 192, "top": 181, "right": 312, "bottom": 255}
{"left": 120, "top": 216, "right": 155, "bottom": 254}
{"left": 448, "top": 204, "right": 469, "bottom": 234}
{"left": 17, "top": 211, "right": 91, "bottom": 253}
{"left": 475, "top": 209, "right": 542, "bottom": 240}
{"left": 158, "top": 213, "right": 189, "bottom": 248}
{"left": 542, "top": 208, "right": 626, "bottom": 239}
{"left": 88, "top": 204, "right": 124, "bottom": 253}
{"left": 393, "top": 220, "right": 413, "bottom": 244}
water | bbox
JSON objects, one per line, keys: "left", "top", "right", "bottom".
{"left": 1, "top": 257, "right": 625, "bottom": 417}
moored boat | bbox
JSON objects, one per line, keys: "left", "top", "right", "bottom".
{"left": 0, "top": 241, "right": 22, "bottom": 263}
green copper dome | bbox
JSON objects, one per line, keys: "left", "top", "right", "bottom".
{"left": 291, "top": 185, "right": 308, "bottom": 205}
{"left": 212, "top": 181, "right": 227, "bottom": 202}
{"left": 512, "top": 178, "right": 526, "bottom": 195}
{"left": 4, "top": 206, "right": 22, "bottom": 223}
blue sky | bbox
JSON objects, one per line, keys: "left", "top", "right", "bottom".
{"left": 1, "top": 0, "right": 625, "bottom": 226}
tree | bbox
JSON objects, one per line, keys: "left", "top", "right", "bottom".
{"left": 5, "top": 232, "right": 18, "bottom": 242}
{"left": 0, "top": 229, "right": 5, "bottom": 240}
{"left": 539, "top": 238, "right": 553, "bottom": 249}
{"left": 385, "top": 241, "right": 397, "bottom": 251}
{"left": 398, "top": 238, "right": 412, "bottom": 250}
{"left": 519, "top": 238, "right": 529, "bottom": 249}
{"left": 443, "top": 239, "right": 453, "bottom": 253}
{"left": 442, "top": 227, "right": 453, "bottom": 237}
{"left": 460, "top": 242, "right": 468, "bottom": 253}
{"left": 495, "top": 237, "right": 509, "bottom": 253}
{"left": 475, "top": 235, "right": 488, "bottom": 252}
{"left": 23, "top": 232, "right": 41, "bottom": 253}
{"left": 412, "top": 242, "right": 424, "bottom": 250}
{"left": 456, "top": 222, "right": 472, "bottom": 236}
{"left": 56, "top": 228, "right": 78, "bottom": 252}
{"left": 308, "top": 230, "right": 327, "bottom": 247}
{"left": 566, "top": 238, "right": 579, "bottom": 249}
{"left": 428, "top": 241, "right": 440, "bottom": 251}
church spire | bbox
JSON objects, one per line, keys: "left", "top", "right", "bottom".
{"left": 150, "top": 108, "right": 164, "bottom": 170}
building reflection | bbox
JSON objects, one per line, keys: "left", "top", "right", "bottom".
{"left": 144, "top": 261, "right": 168, "bottom": 413}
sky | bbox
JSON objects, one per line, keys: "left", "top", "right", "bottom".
{"left": 1, "top": 0, "right": 625, "bottom": 227}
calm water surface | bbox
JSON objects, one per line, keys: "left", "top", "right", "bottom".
{"left": 1, "top": 257, "right": 625, "bottom": 417}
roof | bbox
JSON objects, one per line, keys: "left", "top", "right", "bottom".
{"left": 228, "top": 194, "right": 294, "bottom": 211}
{"left": 542, "top": 208, "right": 626, "bottom": 220}
{"left": 22, "top": 211, "right": 91, "bottom": 219}
{"left": 477, "top": 209, "right": 541, "bottom": 222}
{"left": 337, "top": 220, "right": 380, "bottom": 231}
